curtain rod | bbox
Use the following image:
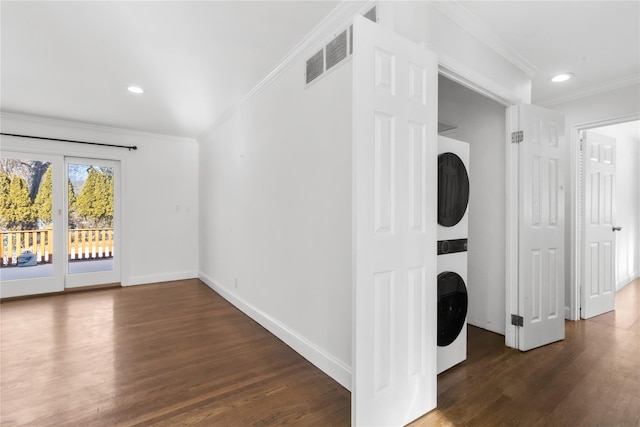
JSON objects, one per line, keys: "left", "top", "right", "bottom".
{"left": 0, "top": 132, "right": 138, "bottom": 151}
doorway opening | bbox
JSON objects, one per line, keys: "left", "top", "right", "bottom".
{"left": 0, "top": 152, "right": 121, "bottom": 298}
{"left": 65, "top": 157, "right": 120, "bottom": 289}
{"left": 574, "top": 119, "right": 640, "bottom": 319}
{"left": 437, "top": 74, "right": 508, "bottom": 371}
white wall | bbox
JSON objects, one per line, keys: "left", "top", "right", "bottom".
{"left": 438, "top": 76, "right": 507, "bottom": 335}
{"left": 0, "top": 113, "right": 199, "bottom": 286}
{"left": 197, "top": 2, "right": 534, "bottom": 388}
{"left": 379, "top": 1, "right": 532, "bottom": 103}
{"left": 548, "top": 83, "right": 640, "bottom": 316}
{"left": 198, "top": 57, "right": 353, "bottom": 388}
{"left": 589, "top": 122, "right": 640, "bottom": 289}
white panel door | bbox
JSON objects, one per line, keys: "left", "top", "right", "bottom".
{"left": 352, "top": 16, "right": 438, "bottom": 426}
{"left": 516, "top": 104, "right": 565, "bottom": 351}
{"left": 581, "top": 131, "right": 616, "bottom": 318}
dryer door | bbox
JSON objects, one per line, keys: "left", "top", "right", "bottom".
{"left": 437, "top": 271, "right": 468, "bottom": 346}
{"left": 438, "top": 152, "right": 469, "bottom": 227}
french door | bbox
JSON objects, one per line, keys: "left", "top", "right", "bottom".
{"left": 0, "top": 152, "right": 64, "bottom": 297}
{"left": 65, "top": 157, "right": 120, "bottom": 288}
{"left": 0, "top": 152, "right": 120, "bottom": 298}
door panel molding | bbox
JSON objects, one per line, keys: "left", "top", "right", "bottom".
{"left": 353, "top": 16, "right": 437, "bottom": 426}
{"left": 506, "top": 104, "right": 566, "bottom": 351}
{"left": 568, "top": 113, "right": 640, "bottom": 321}
{"left": 580, "top": 131, "right": 616, "bottom": 318}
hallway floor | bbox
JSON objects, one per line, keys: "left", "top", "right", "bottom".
{"left": 412, "top": 278, "right": 640, "bottom": 426}
{"left": 1, "top": 279, "right": 638, "bottom": 426}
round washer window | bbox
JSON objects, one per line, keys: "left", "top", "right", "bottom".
{"left": 438, "top": 152, "right": 469, "bottom": 227}
{"left": 437, "top": 271, "right": 468, "bottom": 347}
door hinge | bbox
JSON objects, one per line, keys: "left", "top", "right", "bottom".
{"left": 511, "top": 130, "right": 524, "bottom": 144}
{"left": 511, "top": 314, "right": 524, "bottom": 327}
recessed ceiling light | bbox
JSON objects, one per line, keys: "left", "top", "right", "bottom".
{"left": 550, "top": 73, "right": 573, "bottom": 83}
{"left": 127, "top": 86, "right": 144, "bottom": 94}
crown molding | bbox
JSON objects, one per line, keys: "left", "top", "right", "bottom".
{"left": 0, "top": 111, "right": 197, "bottom": 144}
{"left": 199, "top": 0, "right": 376, "bottom": 139}
{"left": 431, "top": 1, "right": 538, "bottom": 78}
{"left": 536, "top": 74, "right": 640, "bottom": 107}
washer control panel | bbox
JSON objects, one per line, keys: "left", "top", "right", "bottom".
{"left": 437, "top": 238, "right": 468, "bottom": 255}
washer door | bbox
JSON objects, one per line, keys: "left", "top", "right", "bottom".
{"left": 437, "top": 271, "right": 468, "bottom": 347}
{"left": 438, "top": 152, "right": 469, "bottom": 227}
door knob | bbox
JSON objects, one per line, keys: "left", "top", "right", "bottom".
{"left": 613, "top": 226, "right": 622, "bottom": 232}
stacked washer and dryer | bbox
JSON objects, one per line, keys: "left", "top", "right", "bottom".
{"left": 436, "top": 136, "right": 470, "bottom": 374}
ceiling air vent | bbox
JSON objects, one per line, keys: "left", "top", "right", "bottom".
{"left": 306, "top": 49, "right": 324, "bottom": 85}
{"left": 326, "top": 30, "right": 348, "bottom": 71}
{"left": 364, "top": 6, "right": 377, "bottom": 22}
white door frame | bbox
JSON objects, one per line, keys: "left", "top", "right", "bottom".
{"left": 0, "top": 135, "right": 128, "bottom": 292}
{"left": 568, "top": 112, "right": 640, "bottom": 320}
{"left": 436, "top": 60, "right": 525, "bottom": 349}
{"left": 64, "top": 157, "right": 122, "bottom": 288}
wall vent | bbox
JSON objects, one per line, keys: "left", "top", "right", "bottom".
{"left": 326, "top": 30, "right": 348, "bottom": 71}
{"left": 304, "top": 6, "right": 377, "bottom": 87}
{"left": 363, "top": 6, "right": 377, "bottom": 23}
{"left": 306, "top": 49, "right": 324, "bottom": 85}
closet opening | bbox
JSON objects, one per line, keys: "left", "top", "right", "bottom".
{"left": 436, "top": 74, "right": 508, "bottom": 373}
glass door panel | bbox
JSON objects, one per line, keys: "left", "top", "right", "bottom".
{"left": 0, "top": 152, "right": 64, "bottom": 297}
{"left": 65, "top": 158, "right": 120, "bottom": 288}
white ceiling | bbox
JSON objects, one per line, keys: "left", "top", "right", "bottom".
{"left": 0, "top": 1, "right": 339, "bottom": 138}
{"left": 1, "top": 1, "right": 639, "bottom": 139}
{"left": 459, "top": 0, "right": 640, "bottom": 105}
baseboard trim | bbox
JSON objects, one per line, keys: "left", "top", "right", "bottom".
{"left": 198, "top": 272, "right": 352, "bottom": 391}
{"left": 617, "top": 273, "right": 639, "bottom": 291}
{"left": 125, "top": 271, "right": 198, "bottom": 287}
{"left": 467, "top": 318, "right": 505, "bottom": 336}
{"left": 564, "top": 306, "right": 573, "bottom": 321}
{"left": 1, "top": 282, "right": 121, "bottom": 303}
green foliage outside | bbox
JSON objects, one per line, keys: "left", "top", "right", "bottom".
{"left": 68, "top": 177, "right": 76, "bottom": 208}
{"left": 33, "top": 167, "right": 53, "bottom": 224}
{"left": 0, "top": 174, "right": 36, "bottom": 230}
{"left": 0, "top": 173, "right": 10, "bottom": 218}
{"left": 73, "top": 167, "right": 113, "bottom": 228}
{"left": 0, "top": 165, "right": 113, "bottom": 231}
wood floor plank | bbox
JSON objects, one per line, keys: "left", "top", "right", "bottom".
{"left": 411, "top": 278, "right": 640, "bottom": 427}
{"left": 1, "top": 280, "right": 350, "bottom": 426}
{"left": 1, "top": 278, "right": 638, "bottom": 426}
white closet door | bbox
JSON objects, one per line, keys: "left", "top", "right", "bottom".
{"left": 581, "top": 131, "right": 616, "bottom": 319}
{"left": 515, "top": 103, "right": 565, "bottom": 351}
{"left": 352, "top": 16, "right": 438, "bottom": 426}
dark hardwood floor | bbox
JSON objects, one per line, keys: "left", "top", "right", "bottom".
{"left": 1, "top": 278, "right": 638, "bottom": 426}
{"left": 412, "top": 278, "right": 640, "bottom": 427}
{"left": 0, "top": 280, "right": 349, "bottom": 426}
